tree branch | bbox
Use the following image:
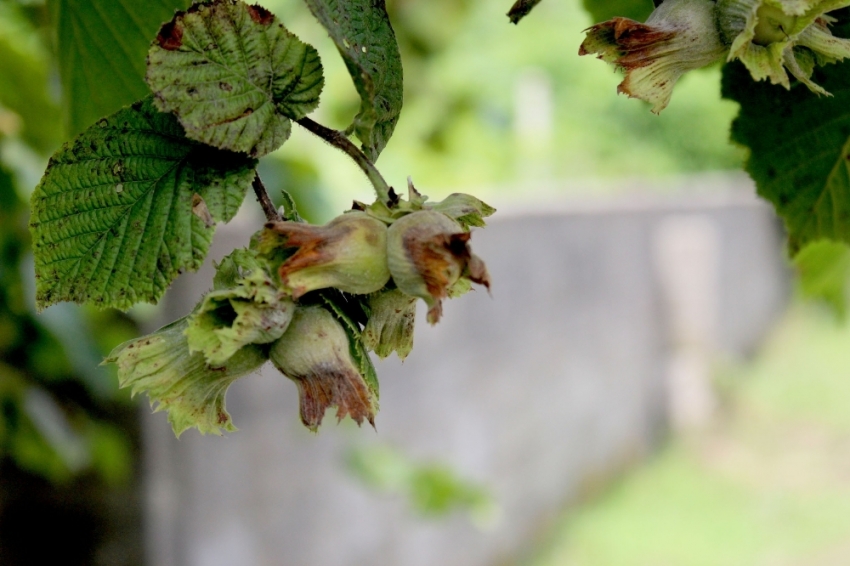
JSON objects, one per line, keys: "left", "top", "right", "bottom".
{"left": 295, "top": 117, "right": 392, "bottom": 204}
{"left": 252, "top": 174, "right": 281, "bottom": 222}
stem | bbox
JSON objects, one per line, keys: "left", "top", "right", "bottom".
{"left": 252, "top": 174, "right": 281, "bottom": 223}
{"left": 295, "top": 117, "right": 392, "bottom": 204}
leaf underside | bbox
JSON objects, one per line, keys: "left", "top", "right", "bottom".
{"left": 146, "top": 0, "right": 324, "bottom": 158}
{"left": 30, "top": 97, "right": 257, "bottom": 311}
{"left": 304, "top": 0, "right": 403, "bottom": 161}
{"left": 723, "top": 61, "right": 850, "bottom": 254}
{"left": 49, "top": 0, "right": 189, "bottom": 137}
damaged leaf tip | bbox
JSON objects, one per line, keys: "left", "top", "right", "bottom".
{"left": 156, "top": 20, "right": 183, "bottom": 50}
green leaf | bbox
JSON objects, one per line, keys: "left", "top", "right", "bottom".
{"left": 723, "top": 61, "right": 850, "bottom": 253}
{"left": 426, "top": 193, "right": 496, "bottom": 230}
{"left": 304, "top": 0, "right": 404, "bottom": 161}
{"left": 581, "top": 0, "right": 653, "bottom": 23}
{"left": 146, "top": 0, "right": 324, "bottom": 158}
{"left": 0, "top": 3, "right": 61, "bottom": 153}
{"left": 49, "top": 0, "right": 189, "bottom": 137}
{"left": 794, "top": 240, "right": 850, "bottom": 317}
{"left": 105, "top": 317, "right": 268, "bottom": 436}
{"left": 30, "top": 97, "right": 257, "bottom": 311}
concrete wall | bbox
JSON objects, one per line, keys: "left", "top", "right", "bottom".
{"left": 142, "top": 186, "right": 789, "bottom": 566}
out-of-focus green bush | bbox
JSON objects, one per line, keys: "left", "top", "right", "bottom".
{"left": 0, "top": 4, "right": 146, "bottom": 562}
{"left": 0, "top": 0, "right": 138, "bottom": 487}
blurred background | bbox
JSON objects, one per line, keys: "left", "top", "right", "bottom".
{"left": 1, "top": 0, "right": 849, "bottom": 564}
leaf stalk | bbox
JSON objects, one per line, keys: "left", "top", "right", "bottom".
{"left": 295, "top": 117, "right": 392, "bottom": 205}
{"left": 252, "top": 174, "right": 282, "bottom": 222}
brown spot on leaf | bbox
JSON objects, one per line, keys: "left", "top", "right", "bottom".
{"left": 247, "top": 4, "right": 274, "bottom": 25}
{"left": 156, "top": 19, "right": 184, "bottom": 50}
{"left": 192, "top": 193, "right": 215, "bottom": 228}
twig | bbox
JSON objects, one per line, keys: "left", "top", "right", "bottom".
{"left": 507, "top": 0, "right": 543, "bottom": 24}
{"left": 295, "top": 117, "right": 392, "bottom": 205}
{"left": 252, "top": 174, "right": 281, "bottom": 222}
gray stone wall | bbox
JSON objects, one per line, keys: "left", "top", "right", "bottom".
{"left": 142, "top": 186, "right": 789, "bottom": 566}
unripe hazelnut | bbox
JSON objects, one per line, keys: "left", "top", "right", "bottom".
{"left": 270, "top": 306, "right": 377, "bottom": 430}
{"left": 262, "top": 211, "right": 390, "bottom": 298}
{"left": 386, "top": 210, "right": 490, "bottom": 324}
{"left": 580, "top": 0, "right": 728, "bottom": 113}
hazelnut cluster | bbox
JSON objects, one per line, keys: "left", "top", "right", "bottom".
{"left": 106, "top": 184, "right": 493, "bottom": 435}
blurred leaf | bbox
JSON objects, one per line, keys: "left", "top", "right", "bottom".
{"left": 0, "top": 2, "right": 61, "bottom": 152}
{"left": 146, "top": 0, "right": 324, "bottom": 157}
{"left": 48, "top": 0, "right": 189, "bottom": 137}
{"left": 0, "top": 365, "right": 71, "bottom": 483}
{"left": 304, "top": 0, "right": 404, "bottom": 161}
{"left": 723, "top": 60, "right": 850, "bottom": 254}
{"left": 37, "top": 304, "right": 118, "bottom": 399}
{"left": 88, "top": 422, "right": 132, "bottom": 485}
{"left": 31, "top": 97, "right": 256, "bottom": 311}
{"left": 794, "top": 240, "right": 850, "bottom": 318}
{"left": 582, "top": 0, "right": 653, "bottom": 23}
{"left": 257, "top": 156, "right": 331, "bottom": 224}
{"left": 347, "top": 444, "right": 495, "bottom": 521}
{"left": 0, "top": 159, "right": 16, "bottom": 210}
{"left": 23, "top": 386, "right": 89, "bottom": 472}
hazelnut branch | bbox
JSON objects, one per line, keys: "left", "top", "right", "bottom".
{"left": 252, "top": 174, "right": 282, "bottom": 222}
{"left": 295, "top": 117, "right": 392, "bottom": 205}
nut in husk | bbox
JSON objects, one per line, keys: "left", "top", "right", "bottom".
{"left": 261, "top": 211, "right": 390, "bottom": 298}
{"left": 387, "top": 210, "right": 490, "bottom": 324}
{"left": 580, "top": 0, "right": 728, "bottom": 113}
{"left": 269, "top": 306, "right": 377, "bottom": 431}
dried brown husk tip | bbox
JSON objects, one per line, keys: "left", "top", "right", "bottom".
{"left": 579, "top": 0, "right": 728, "bottom": 113}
